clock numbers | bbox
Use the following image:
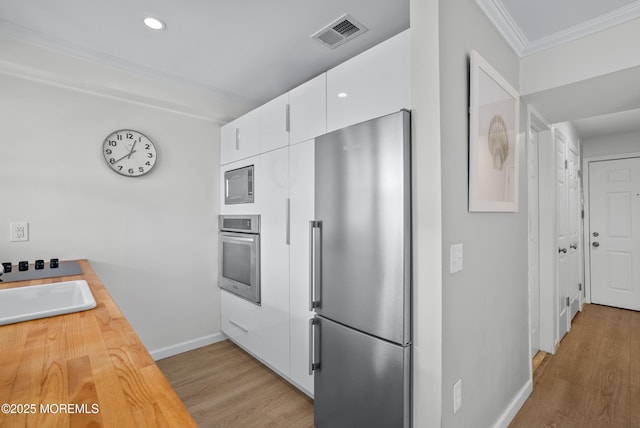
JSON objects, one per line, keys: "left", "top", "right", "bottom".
{"left": 102, "top": 129, "right": 157, "bottom": 177}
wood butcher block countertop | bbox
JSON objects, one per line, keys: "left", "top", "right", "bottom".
{"left": 0, "top": 259, "right": 197, "bottom": 428}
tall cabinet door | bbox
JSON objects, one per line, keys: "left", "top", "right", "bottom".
{"left": 289, "top": 139, "right": 315, "bottom": 395}
{"left": 257, "top": 147, "right": 290, "bottom": 375}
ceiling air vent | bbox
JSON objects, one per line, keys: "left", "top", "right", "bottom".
{"left": 311, "top": 14, "right": 368, "bottom": 49}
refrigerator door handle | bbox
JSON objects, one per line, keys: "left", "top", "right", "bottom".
{"left": 309, "top": 317, "right": 320, "bottom": 374}
{"left": 309, "top": 220, "right": 322, "bottom": 310}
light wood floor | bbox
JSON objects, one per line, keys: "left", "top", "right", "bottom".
{"left": 510, "top": 303, "right": 640, "bottom": 428}
{"left": 156, "top": 340, "right": 314, "bottom": 427}
{"left": 158, "top": 303, "right": 638, "bottom": 428}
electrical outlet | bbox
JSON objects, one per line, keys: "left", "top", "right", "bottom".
{"left": 453, "top": 379, "right": 462, "bottom": 414}
{"left": 10, "top": 222, "right": 29, "bottom": 242}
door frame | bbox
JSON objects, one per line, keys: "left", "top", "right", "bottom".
{"left": 527, "top": 106, "right": 556, "bottom": 356}
{"left": 582, "top": 151, "right": 640, "bottom": 304}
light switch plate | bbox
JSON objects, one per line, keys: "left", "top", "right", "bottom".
{"left": 453, "top": 379, "right": 462, "bottom": 413}
{"left": 450, "top": 243, "right": 463, "bottom": 274}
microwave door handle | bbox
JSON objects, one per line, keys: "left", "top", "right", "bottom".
{"left": 309, "top": 221, "right": 322, "bottom": 310}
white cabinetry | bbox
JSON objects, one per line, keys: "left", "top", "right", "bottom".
{"left": 289, "top": 139, "right": 315, "bottom": 395}
{"left": 289, "top": 74, "right": 326, "bottom": 145}
{"left": 220, "top": 108, "right": 261, "bottom": 165}
{"left": 326, "top": 30, "right": 411, "bottom": 132}
{"left": 261, "top": 93, "right": 289, "bottom": 152}
{"left": 256, "top": 146, "right": 290, "bottom": 375}
{"left": 219, "top": 29, "right": 410, "bottom": 398}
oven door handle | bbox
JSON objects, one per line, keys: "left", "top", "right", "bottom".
{"left": 309, "top": 220, "right": 322, "bottom": 310}
{"left": 221, "top": 233, "right": 256, "bottom": 243}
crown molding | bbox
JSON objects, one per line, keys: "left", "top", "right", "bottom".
{"left": 475, "top": 0, "right": 529, "bottom": 55}
{"left": 0, "top": 18, "right": 257, "bottom": 122}
{"left": 522, "top": 1, "right": 640, "bottom": 55}
{"left": 477, "top": 0, "right": 640, "bottom": 57}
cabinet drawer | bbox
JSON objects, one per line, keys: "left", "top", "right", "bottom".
{"left": 220, "top": 290, "right": 262, "bottom": 356}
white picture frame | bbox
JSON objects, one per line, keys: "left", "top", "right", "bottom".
{"left": 469, "top": 50, "right": 520, "bottom": 212}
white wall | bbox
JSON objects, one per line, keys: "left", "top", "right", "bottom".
{"left": 410, "top": 0, "right": 443, "bottom": 426}
{"left": 0, "top": 42, "right": 225, "bottom": 359}
{"left": 582, "top": 130, "right": 640, "bottom": 158}
{"left": 439, "top": 0, "right": 530, "bottom": 426}
{"left": 520, "top": 18, "right": 640, "bottom": 95}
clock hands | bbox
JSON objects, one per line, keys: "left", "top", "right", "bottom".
{"left": 127, "top": 139, "right": 138, "bottom": 159}
{"left": 112, "top": 150, "right": 137, "bottom": 165}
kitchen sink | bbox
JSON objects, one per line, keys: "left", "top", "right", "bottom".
{"left": 0, "top": 280, "right": 96, "bottom": 326}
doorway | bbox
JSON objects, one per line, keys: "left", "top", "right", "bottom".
{"left": 586, "top": 156, "right": 640, "bottom": 310}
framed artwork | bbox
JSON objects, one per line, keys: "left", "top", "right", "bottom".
{"left": 469, "top": 50, "right": 520, "bottom": 212}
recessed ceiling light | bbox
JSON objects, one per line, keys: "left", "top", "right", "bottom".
{"left": 337, "top": 92, "right": 348, "bottom": 98}
{"left": 144, "top": 17, "right": 166, "bottom": 30}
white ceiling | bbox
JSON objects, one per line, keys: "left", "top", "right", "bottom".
{"left": 0, "top": 0, "right": 408, "bottom": 108}
{"left": 1, "top": 0, "right": 638, "bottom": 139}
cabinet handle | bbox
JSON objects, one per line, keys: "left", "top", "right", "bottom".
{"left": 286, "top": 103, "right": 290, "bottom": 133}
{"left": 309, "top": 221, "right": 322, "bottom": 310}
{"left": 286, "top": 198, "right": 290, "bottom": 245}
{"left": 235, "top": 128, "right": 240, "bottom": 151}
{"left": 229, "top": 319, "right": 248, "bottom": 333}
{"left": 309, "top": 317, "right": 320, "bottom": 375}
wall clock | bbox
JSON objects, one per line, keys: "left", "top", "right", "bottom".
{"left": 102, "top": 129, "right": 157, "bottom": 177}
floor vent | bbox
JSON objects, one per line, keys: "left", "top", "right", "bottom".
{"left": 311, "top": 14, "right": 368, "bottom": 49}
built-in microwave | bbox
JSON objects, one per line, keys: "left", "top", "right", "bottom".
{"left": 224, "top": 165, "right": 254, "bottom": 205}
{"left": 218, "top": 215, "right": 260, "bottom": 305}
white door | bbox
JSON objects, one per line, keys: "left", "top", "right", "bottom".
{"left": 555, "top": 131, "right": 569, "bottom": 340}
{"left": 527, "top": 126, "right": 540, "bottom": 358}
{"left": 567, "top": 144, "right": 582, "bottom": 319}
{"left": 589, "top": 157, "right": 640, "bottom": 310}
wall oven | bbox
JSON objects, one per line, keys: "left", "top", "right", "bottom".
{"left": 218, "top": 214, "right": 261, "bottom": 305}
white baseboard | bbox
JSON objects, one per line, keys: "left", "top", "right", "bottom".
{"left": 149, "top": 332, "right": 226, "bottom": 361}
{"left": 492, "top": 379, "right": 533, "bottom": 428}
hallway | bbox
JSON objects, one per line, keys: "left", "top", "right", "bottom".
{"left": 510, "top": 304, "right": 640, "bottom": 427}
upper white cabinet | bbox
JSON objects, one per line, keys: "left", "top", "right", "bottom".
{"left": 220, "top": 108, "right": 261, "bottom": 165}
{"left": 261, "top": 93, "right": 289, "bottom": 153}
{"left": 289, "top": 74, "right": 326, "bottom": 145}
{"left": 326, "top": 30, "right": 411, "bottom": 132}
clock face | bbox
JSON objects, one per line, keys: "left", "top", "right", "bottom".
{"left": 102, "top": 130, "right": 157, "bottom": 177}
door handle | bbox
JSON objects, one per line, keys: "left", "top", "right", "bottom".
{"left": 285, "top": 198, "right": 290, "bottom": 245}
{"left": 558, "top": 247, "right": 567, "bottom": 254}
{"left": 570, "top": 243, "right": 578, "bottom": 250}
{"left": 592, "top": 242, "right": 600, "bottom": 248}
{"left": 309, "top": 318, "right": 320, "bottom": 374}
{"left": 309, "top": 221, "right": 322, "bottom": 310}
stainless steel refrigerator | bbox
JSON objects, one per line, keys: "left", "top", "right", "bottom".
{"left": 309, "top": 110, "right": 411, "bottom": 427}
